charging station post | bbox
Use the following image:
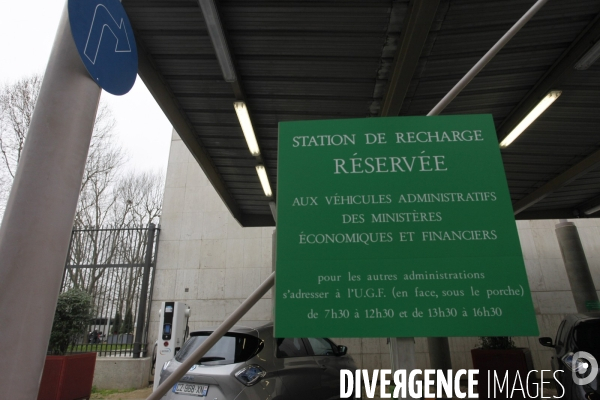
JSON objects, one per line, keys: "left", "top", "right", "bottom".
{"left": 154, "top": 302, "right": 190, "bottom": 390}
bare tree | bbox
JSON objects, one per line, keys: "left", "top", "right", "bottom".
{"left": 67, "top": 169, "right": 164, "bottom": 297}
{"left": 0, "top": 75, "right": 42, "bottom": 212}
{"left": 0, "top": 75, "right": 164, "bottom": 228}
{"left": 111, "top": 171, "right": 163, "bottom": 317}
{"left": 0, "top": 75, "right": 41, "bottom": 180}
{"left": 114, "top": 170, "right": 164, "bottom": 228}
{"left": 0, "top": 74, "right": 125, "bottom": 220}
{"left": 65, "top": 170, "right": 164, "bottom": 341}
{"left": 1, "top": 75, "right": 166, "bottom": 339}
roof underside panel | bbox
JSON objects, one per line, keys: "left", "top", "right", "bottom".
{"left": 123, "top": 0, "right": 600, "bottom": 225}
{"left": 397, "top": 0, "right": 600, "bottom": 218}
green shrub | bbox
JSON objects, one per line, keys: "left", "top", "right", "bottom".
{"left": 478, "top": 336, "right": 516, "bottom": 350}
{"left": 112, "top": 311, "right": 122, "bottom": 334}
{"left": 120, "top": 308, "right": 134, "bottom": 334}
{"left": 48, "top": 288, "right": 94, "bottom": 355}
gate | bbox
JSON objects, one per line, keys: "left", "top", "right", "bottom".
{"left": 60, "top": 224, "right": 159, "bottom": 357}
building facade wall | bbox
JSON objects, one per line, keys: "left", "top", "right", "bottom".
{"left": 149, "top": 131, "right": 274, "bottom": 348}
{"left": 150, "top": 130, "right": 600, "bottom": 374}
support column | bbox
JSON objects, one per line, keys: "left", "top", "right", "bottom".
{"left": 427, "top": 337, "right": 452, "bottom": 370}
{"left": 418, "top": 0, "right": 549, "bottom": 381}
{"left": 389, "top": 338, "right": 419, "bottom": 400}
{"left": 0, "top": 3, "right": 101, "bottom": 399}
{"left": 427, "top": 337, "right": 453, "bottom": 399}
{"left": 133, "top": 223, "right": 157, "bottom": 358}
{"left": 555, "top": 220, "right": 599, "bottom": 312}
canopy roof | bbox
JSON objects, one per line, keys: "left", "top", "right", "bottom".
{"left": 122, "top": 0, "right": 600, "bottom": 226}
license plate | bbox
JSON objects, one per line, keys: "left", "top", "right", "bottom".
{"left": 172, "top": 383, "right": 209, "bottom": 396}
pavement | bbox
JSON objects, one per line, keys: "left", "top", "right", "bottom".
{"left": 90, "top": 385, "right": 558, "bottom": 399}
{"left": 91, "top": 387, "right": 152, "bottom": 399}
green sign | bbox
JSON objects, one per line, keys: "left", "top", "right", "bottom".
{"left": 586, "top": 301, "right": 600, "bottom": 311}
{"left": 275, "top": 115, "right": 538, "bottom": 338}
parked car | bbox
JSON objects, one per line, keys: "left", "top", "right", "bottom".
{"left": 539, "top": 313, "right": 600, "bottom": 400}
{"left": 157, "top": 322, "right": 356, "bottom": 399}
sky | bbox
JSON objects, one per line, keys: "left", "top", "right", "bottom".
{"left": 0, "top": 0, "right": 173, "bottom": 174}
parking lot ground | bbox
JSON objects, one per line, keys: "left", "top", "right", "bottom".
{"left": 91, "top": 386, "right": 152, "bottom": 399}
{"left": 89, "top": 383, "right": 558, "bottom": 399}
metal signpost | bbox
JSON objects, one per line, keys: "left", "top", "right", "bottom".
{"left": 0, "top": 1, "right": 137, "bottom": 398}
{"left": 275, "top": 114, "right": 538, "bottom": 338}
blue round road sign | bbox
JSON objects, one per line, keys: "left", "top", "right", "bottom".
{"left": 68, "top": 0, "right": 137, "bottom": 95}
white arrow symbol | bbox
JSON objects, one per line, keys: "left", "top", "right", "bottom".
{"left": 83, "top": 4, "right": 132, "bottom": 65}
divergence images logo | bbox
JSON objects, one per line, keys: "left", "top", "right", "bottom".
{"left": 571, "top": 351, "right": 599, "bottom": 386}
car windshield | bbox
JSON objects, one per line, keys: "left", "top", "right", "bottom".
{"left": 175, "top": 332, "right": 263, "bottom": 366}
{"left": 574, "top": 320, "right": 600, "bottom": 358}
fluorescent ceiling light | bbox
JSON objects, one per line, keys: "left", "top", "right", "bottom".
{"left": 234, "top": 102, "right": 260, "bottom": 156}
{"left": 198, "top": 0, "right": 236, "bottom": 82}
{"left": 574, "top": 41, "right": 600, "bottom": 71}
{"left": 584, "top": 203, "right": 600, "bottom": 216}
{"left": 256, "top": 165, "right": 272, "bottom": 197}
{"left": 499, "top": 91, "right": 562, "bottom": 148}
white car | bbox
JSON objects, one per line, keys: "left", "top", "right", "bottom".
{"left": 158, "top": 322, "right": 357, "bottom": 399}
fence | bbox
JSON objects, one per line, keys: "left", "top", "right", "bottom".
{"left": 60, "top": 224, "right": 159, "bottom": 357}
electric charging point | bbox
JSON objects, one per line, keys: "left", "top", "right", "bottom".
{"left": 154, "top": 301, "right": 190, "bottom": 390}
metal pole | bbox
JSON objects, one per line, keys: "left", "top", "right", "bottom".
{"left": 427, "top": 336, "right": 453, "bottom": 394}
{"left": 133, "top": 224, "right": 157, "bottom": 358}
{"left": 147, "top": 272, "right": 275, "bottom": 400}
{"left": 427, "top": 0, "right": 549, "bottom": 116}
{"left": 272, "top": 228, "right": 277, "bottom": 320}
{"left": 389, "top": 338, "right": 419, "bottom": 399}
{"left": 422, "top": 0, "right": 549, "bottom": 379}
{"left": 143, "top": 227, "right": 161, "bottom": 357}
{"left": 555, "top": 220, "right": 599, "bottom": 312}
{"left": 0, "top": 3, "right": 101, "bottom": 399}
{"left": 60, "top": 230, "right": 76, "bottom": 292}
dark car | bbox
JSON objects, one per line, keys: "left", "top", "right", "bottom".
{"left": 157, "top": 322, "right": 357, "bottom": 400}
{"left": 539, "top": 314, "right": 600, "bottom": 400}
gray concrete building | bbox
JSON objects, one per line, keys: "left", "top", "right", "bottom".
{"left": 150, "top": 129, "right": 600, "bottom": 375}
